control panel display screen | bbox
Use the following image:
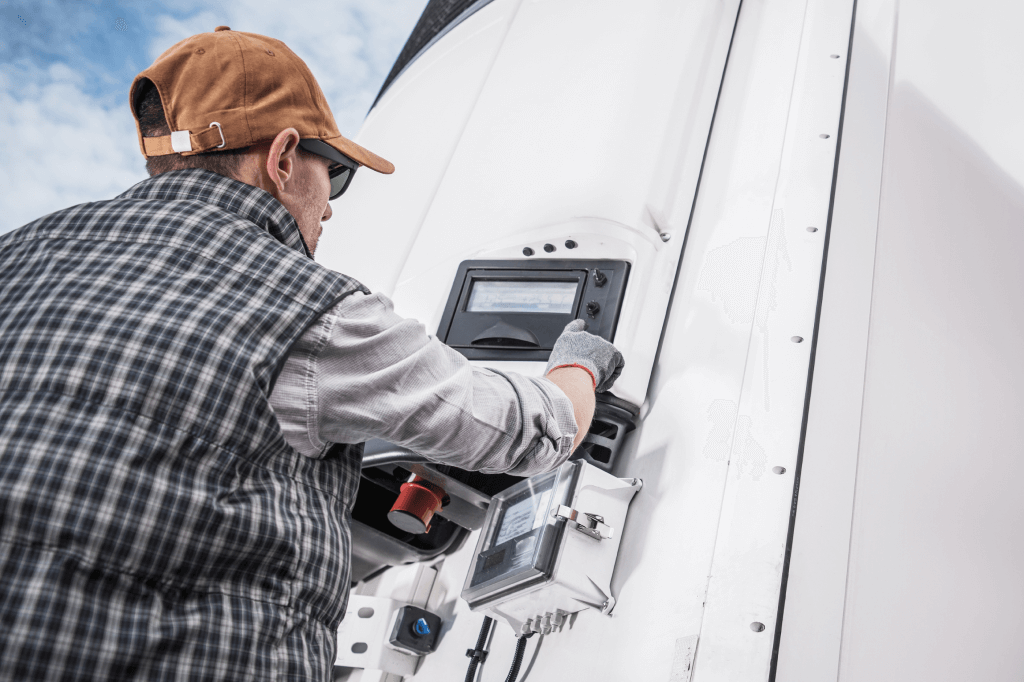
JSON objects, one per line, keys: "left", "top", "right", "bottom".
{"left": 467, "top": 280, "right": 577, "bottom": 314}
{"left": 495, "top": 485, "right": 553, "bottom": 546}
{"left": 464, "top": 464, "right": 579, "bottom": 602}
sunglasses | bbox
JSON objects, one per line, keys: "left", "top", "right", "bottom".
{"left": 297, "top": 139, "right": 359, "bottom": 200}
{"left": 326, "top": 158, "right": 357, "bottom": 200}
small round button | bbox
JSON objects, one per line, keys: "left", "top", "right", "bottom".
{"left": 523, "top": 247, "right": 534, "bottom": 256}
{"left": 543, "top": 243, "right": 556, "bottom": 253}
{"left": 215, "top": 25, "right": 231, "bottom": 31}
{"left": 565, "top": 239, "right": 578, "bottom": 249}
{"left": 412, "top": 617, "right": 431, "bottom": 636}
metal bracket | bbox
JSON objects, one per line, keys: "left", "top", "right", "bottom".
{"left": 553, "top": 504, "right": 614, "bottom": 540}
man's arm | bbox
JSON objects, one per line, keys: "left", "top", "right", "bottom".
{"left": 297, "top": 292, "right": 582, "bottom": 476}
{"left": 545, "top": 367, "right": 595, "bottom": 451}
{"left": 277, "top": 291, "right": 621, "bottom": 478}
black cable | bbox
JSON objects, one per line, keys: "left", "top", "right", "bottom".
{"left": 519, "top": 633, "right": 544, "bottom": 681}
{"left": 464, "top": 616, "right": 494, "bottom": 682}
{"left": 504, "top": 633, "right": 533, "bottom": 682}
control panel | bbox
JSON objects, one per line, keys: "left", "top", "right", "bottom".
{"left": 462, "top": 460, "right": 642, "bottom": 636}
{"left": 437, "top": 259, "right": 630, "bottom": 362}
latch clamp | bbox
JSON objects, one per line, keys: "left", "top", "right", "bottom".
{"left": 553, "top": 504, "right": 614, "bottom": 540}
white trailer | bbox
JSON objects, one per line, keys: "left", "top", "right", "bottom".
{"left": 318, "top": 0, "right": 1024, "bottom": 679}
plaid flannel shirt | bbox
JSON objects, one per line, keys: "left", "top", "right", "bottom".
{"left": 0, "top": 170, "right": 367, "bottom": 681}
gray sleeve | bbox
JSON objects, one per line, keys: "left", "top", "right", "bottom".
{"left": 308, "top": 292, "right": 578, "bottom": 477}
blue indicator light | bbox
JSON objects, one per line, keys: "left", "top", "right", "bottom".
{"left": 413, "top": 617, "right": 431, "bottom": 636}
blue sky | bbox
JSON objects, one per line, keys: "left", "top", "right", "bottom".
{"left": 0, "top": 0, "right": 427, "bottom": 233}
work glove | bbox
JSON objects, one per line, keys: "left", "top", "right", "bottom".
{"left": 545, "top": 319, "right": 625, "bottom": 393}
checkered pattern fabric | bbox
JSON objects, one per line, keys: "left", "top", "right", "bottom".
{"left": 0, "top": 170, "right": 368, "bottom": 681}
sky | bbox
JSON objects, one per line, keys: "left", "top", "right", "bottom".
{"left": 0, "top": 0, "right": 428, "bottom": 234}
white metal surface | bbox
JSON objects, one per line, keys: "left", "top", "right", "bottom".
{"left": 326, "top": 0, "right": 862, "bottom": 679}
{"left": 774, "top": 0, "right": 896, "bottom": 678}
{"left": 318, "top": 0, "right": 741, "bottom": 406}
{"left": 328, "top": 0, "right": 1024, "bottom": 678}
{"left": 690, "top": 0, "right": 854, "bottom": 678}
{"left": 838, "top": 1, "right": 1024, "bottom": 679}
{"left": 317, "top": 0, "right": 522, "bottom": 296}
{"left": 775, "top": 1, "right": 1024, "bottom": 680}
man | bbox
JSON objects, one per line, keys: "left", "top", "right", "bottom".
{"left": 0, "top": 27, "right": 622, "bottom": 681}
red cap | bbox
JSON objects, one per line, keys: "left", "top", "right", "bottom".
{"left": 388, "top": 477, "right": 447, "bottom": 534}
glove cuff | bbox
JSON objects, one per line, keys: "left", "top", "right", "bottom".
{"left": 548, "top": 363, "right": 597, "bottom": 389}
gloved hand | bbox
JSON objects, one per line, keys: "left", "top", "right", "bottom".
{"left": 545, "top": 319, "right": 625, "bottom": 393}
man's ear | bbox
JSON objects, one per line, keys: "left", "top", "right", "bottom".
{"left": 265, "top": 128, "right": 302, "bottom": 195}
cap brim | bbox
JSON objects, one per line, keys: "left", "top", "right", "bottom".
{"left": 321, "top": 134, "right": 394, "bottom": 174}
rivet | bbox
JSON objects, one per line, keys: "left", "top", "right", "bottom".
{"left": 806, "top": 226, "right": 818, "bottom": 233}
{"left": 772, "top": 466, "right": 786, "bottom": 475}
{"left": 543, "top": 243, "right": 556, "bottom": 253}
{"left": 830, "top": 54, "right": 841, "bottom": 59}
{"left": 751, "top": 622, "right": 766, "bottom": 632}
{"left": 660, "top": 233, "right": 671, "bottom": 242}
{"left": 819, "top": 133, "right": 831, "bottom": 139}
{"left": 523, "top": 247, "right": 534, "bottom": 256}
{"left": 791, "top": 336, "right": 804, "bottom": 343}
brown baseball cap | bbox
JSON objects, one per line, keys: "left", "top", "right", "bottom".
{"left": 130, "top": 26, "right": 394, "bottom": 174}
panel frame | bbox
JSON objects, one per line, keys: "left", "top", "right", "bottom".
{"left": 691, "top": 0, "right": 858, "bottom": 679}
{"left": 772, "top": 1, "right": 898, "bottom": 679}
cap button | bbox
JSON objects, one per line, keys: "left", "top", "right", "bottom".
{"left": 214, "top": 26, "right": 231, "bottom": 32}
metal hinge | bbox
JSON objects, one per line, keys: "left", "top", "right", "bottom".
{"left": 553, "top": 504, "right": 614, "bottom": 540}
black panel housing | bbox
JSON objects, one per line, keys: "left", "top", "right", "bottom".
{"left": 437, "top": 259, "right": 630, "bottom": 362}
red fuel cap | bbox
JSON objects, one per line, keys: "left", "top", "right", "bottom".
{"left": 388, "top": 476, "right": 446, "bottom": 534}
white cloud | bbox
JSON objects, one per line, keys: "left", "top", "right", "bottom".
{"left": 0, "top": 0, "right": 426, "bottom": 234}
{"left": 0, "top": 61, "right": 148, "bottom": 233}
